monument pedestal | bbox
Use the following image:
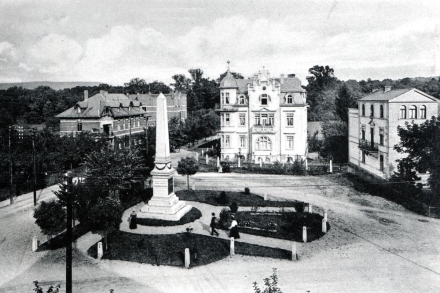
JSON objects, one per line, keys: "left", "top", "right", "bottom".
{"left": 139, "top": 163, "right": 191, "bottom": 221}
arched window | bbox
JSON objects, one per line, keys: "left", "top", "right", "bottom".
{"left": 265, "top": 157, "right": 271, "bottom": 163}
{"left": 286, "top": 95, "right": 293, "bottom": 104}
{"left": 370, "top": 104, "right": 374, "bottom": 117}
{"left": 380, "top": 105, "right": 384, "bottom": 118}
{"left": 420, "top": 105, "right": 426, "bottom": 119}
{"left": 287, "top": 157, "right": 293, "bottom": 163}
{"left": 361, "top": 104, "right": 365, "bottom": 116}
{"left": 409, "top": 105, "right": 417, "bottom": 119}
{"left": 225, "top": 155, "right": 230, "bottom": 161}
{"left": 255, "top": 136, "right": 272, "bottom": 150}
{"left": 239, "top": 95, "right": 246, "bottom": 105}
{"left": 399, "top": 105, "right": 406, "bottom": 119}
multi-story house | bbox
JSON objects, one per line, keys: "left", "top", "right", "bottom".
{"left": 128, "top": 92, "right": 187, "bottom": 126}
{"left": 217, "top": 67, "right": 308, "bottom": 163}
{"left": 348, "top": 86, "right": 440, "bottom": 178}
{"left": 56, "top": 90, "right": 147, "bottom": 146}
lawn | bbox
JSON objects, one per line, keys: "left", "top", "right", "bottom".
{"left": 87, "top": 231, "right": 292, "bottom": 267}
{"left": 176, "top": 190, "right": 300, "bottom": 207}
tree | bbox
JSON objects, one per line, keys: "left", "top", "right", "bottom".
{"left": 334, "top": 83, "right": 357, "bottom": 123}
{"left": 320, "top": 121, "right": 348, "bottom": 163}
{"left": 171, "top": 74, "right": 191, "bottom": 92}
{"left": 148, "top": 81, "right": 171, "bottom": 94}
{"left": 395, "top": 116, "right": 440, "bottom": 194}
{"left": 88, "top": 197, "right": 123, "bottom": 249}
{"left": 176, "top": 156, "right": 199, "bottom": 190}
{"left": 124, "top": 78, "right": 149, "bottom": 94}
{"left": 34, "top": 200, "right": 66, "bottom": 244}
{"left": 253, "top": 268, "right": 283, "bottom": 293}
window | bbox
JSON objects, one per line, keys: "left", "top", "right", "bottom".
{"left": 420, "top": 105, "right": 426, "bottom": 119}
{"left": 225, "top": 93, "right": 230, "bottom": 104}
{"left": 379, "top": 128, "right": 384, "bottom": 146}
{"left": 255, "top": 113, "right": 274, "bottom": 126}
{"left": 261, "top": 94, "right": 268, "bottom": 105}
{"left": 370, "top": 104, "right": 374, "bottom": 117}
{"left": 77, "top": 107, "right": 81, "bottom": 114}
{"left": 399, "top": 105, "right": 406, "bottom": 119}
{"left": 117, "top": 120, "right": 121, "bottom": 131}
{"left": 221, "top": 134, "right": 230, "bottom": 147}
{"left": 361, "top": 104, "right": 365, "bottom": 116}
{"left": 380, "top": 105, "right": 384, "bottom": 118}
{"left": 77, "top": 122, "right": 82, "bottom": 131}
{"left": 261, "top": 114, "right": 268, "bottom": 125}
{"left": 221, "top": 113, "right": 230, "bottom": 126}
{"left": 265, "top": 157, "right": 271, "bottom": 163}
{"left": 239, "top": 95, "right": 246, "bottom": 105}
{"left": 286, "top": 112, "right": 294, "bottom": 126}
{"left": 362, "top": 151, "right": 366, "bottom": 163}
{"left": 269, "top": 114, "right": 274, "bottom": 126}
{"left": 256, "top": 136, "right": 272, "bottom": 150}
{"left": 286, "top": 136, "right": 294, "bottom": 149}
{"left": 361, "top": 125, "right": 366, "bottom": 140}
{"left": 409, "top": 105, "right": 417, "bottom": 119}
{"left": 255, "top": 114, "right": 260, "bottom": 125}
{"left": 239, "top": 113, "right": 246, "bottom": 126}
{"left": 119, "top": 143, "right": 122, "bottom": 149}
{"left": 221, "top": 93, "right": 225, "bottom": 104}
{"left": 286, "top": 95, "right": 293, "bottom": 104}
{"left": 240, "top": 135, "right": 246, "bottom": 148}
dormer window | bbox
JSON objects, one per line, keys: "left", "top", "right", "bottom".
{"left": 287, "top": 95, "right": 293, "bottom": 104}
{"left": 239, "top": 95, "right": 246, "bottom": 105}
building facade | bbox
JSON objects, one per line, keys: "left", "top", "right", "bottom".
{"left": 217, "top": 67, "right": 308, "bottom": 163}
{"left": 56, "top": 90, "right": 147, "bottom": 145}
{"left": 348, "top": 87, "right": 440, "bottom": 178}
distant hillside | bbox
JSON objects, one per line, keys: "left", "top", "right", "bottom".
{"left": 411, "top": 76, "right": 440, "bottom": 82}
{"left": 0, "top": 81, "right": 103, "bottom": 90}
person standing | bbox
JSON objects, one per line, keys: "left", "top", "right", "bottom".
{"left": 210, "top": 212, "right": 219, "bottom": 236}
{"left": 129, "top": 210, "right": 137, "bottom": 230}
{"left": 229, "top": 215, "right": 240, "bottom": 239}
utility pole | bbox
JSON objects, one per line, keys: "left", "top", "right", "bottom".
{"left": 144, "top": 126, "right": 149, "bottom": 155}
{"left": 129, "top": 117, "right": 132, "bottom": 151}
{"left": 65, "top": 171, "right": 73, "bottom": 293}
{"left": 9, "top": 126, "right": 13, "bottom": 204}
{"left": 32, "top": 129, "right": 37, "bottom": 206}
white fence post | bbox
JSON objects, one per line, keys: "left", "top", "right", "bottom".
{"left": 308, "top": 204, "right": 313, "bottom": 213}
{"left": 323, "top": 211, "right": 328, "bottom": 222}
{"left": 185, "top": 248, "right": 190, "bottom": 268}
{"left": 32, "top": 236, "right": 38, "bottom": 252}
{"left": 205, "top": 154, "right": 209, "bottom": 164}
{"left": 264, "top": 193, "right": 267, "bottom": 201}
{"left": 291, "top": 242, "right": 297, "bottom": 261}
{"left": 329, "top": 160, "right": 333, "bottom": 173}
{"left": 217, "top": 157, "right": 220, "bottom": 168}
{"left": 302, "top": 226, "right": 307, "bottom": 243}
{"left": 230, "top": 237, "right": 235, "bottom": 256}
{"left": 238, "top": 157, "right": 241, "bottom": 167}
{"left": 322, "top": 219, "right": 327, "bottom": 233}
{"left": 97, "top": 242, "right": 103, "bottom": 259}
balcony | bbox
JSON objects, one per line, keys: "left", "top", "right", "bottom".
{"left": 252, "top": 124, "right": 275, "bottom": 133}
{"left": 214, "top": 103, "right": 238, "bottom": 112}
{"left": 358, "top": 139, "right": 379, "bottom": 153}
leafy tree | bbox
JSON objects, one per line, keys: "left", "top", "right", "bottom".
{"left": 88, "top": 197, "right": 123, "bottom": 249}
{"left": 148, "top": 81, "right": 171, "bottom": 94}
{"left": 320, "top": 121, "right": 348, "bottom": 163}
{"left": 34, "top": 200, "right": 66, "bottom": 244}
{"left": 253, "top": 268, "right": 283, "bottom": 293}
{"left": 176, "top": 156, "right": 199, "bottom": 190}
{"left": 334, "top": 83, "right": 357, "bottom": 123}
{"left": 395, "top": 116, "right": 440, "bottom": 195}
{"left": 124, "top": 78, "right": 149, "bottom": 94}
{"left": 171, "top": 74, "right": 191, "bottom": 92}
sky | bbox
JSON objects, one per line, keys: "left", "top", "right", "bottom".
{"left": 0, "top": 0, "right": 439, "bottom": 86}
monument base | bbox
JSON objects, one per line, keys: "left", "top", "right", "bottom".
{"left": 138, "top": 192, "right": 192, "bottom": 221}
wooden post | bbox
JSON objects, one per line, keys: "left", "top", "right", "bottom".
{"left": 205, "top": 154, "right": 209, "bottom": 164}
{"left": 322, "top": 219, "right": 327, "bottom": 233}
{"left": 302, "top": 226, "right": 307, "bottom": 243}
{"left": 264, "top": 193, "right": 267, "bottom": 201}
{"left": 329, "top": 160, "right": 333, "bottom": 173}
{"left": 291, "top": 242, "right": 297, "bottom": 261}
{"left": 305, "top": 159, "right": 308, "bottom": 170}
{"left": 97, "top": 242, "right": 103, "bottom": 259}
{"left": 323, "top": 211, "right": 327, "bottom": 222}
{"left": 238, "top": 157, "right": 241, "bottom": 167}
{"left": 230, "top": 237, "right": 235, "bottom": 256}
{"left": 185, "top": 248, "right": 190, "bottom": 268}
{"left": 308, "top": 204, "right": 312, "bottom": 213}
{"left": 32, "top": 236, "right": 38, "bottom": 252}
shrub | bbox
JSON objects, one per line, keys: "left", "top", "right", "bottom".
{"left": 229, "top": 201, "right": 238, "bottom": 213}
{"left": 289, "top": 160, "right": 307, "bottom": 175}
{"left": 222, "top": 163, "right": 231, "bottom": 173}
{"left": 216, "top": 191, "right": 229, "bottom": 204}
{"left": 219, "top": 208, "right": 230, "bottom": 227}
{"left": 140, "top": 188, "right": 153, "bottom": 202}
{"left": 244, "top": 187, "right": 250, "bottom": 195}
{"left": 294, "top": 202, "right": 305, "bottom": 213}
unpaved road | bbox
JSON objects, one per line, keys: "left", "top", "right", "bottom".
{"left": 1, "top": 172, "right": 440, "bottom": 293}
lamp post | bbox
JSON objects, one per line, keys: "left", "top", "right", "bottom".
{"left": 31, "top": 129, "right": 37, "bottom": 206}
{"left": 64, "top": 171, "right": 73, "bottom": 293}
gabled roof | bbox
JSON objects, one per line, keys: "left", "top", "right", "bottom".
{"left": 56, "top": 92, "right": 146, "bottom": 118}
{"left": 129, "top": 92, "right": 186, "bottom": 107}
{"left": 358, "top": 88, "right": 413, "bottom": 101}
{"left": 275, "top": 77, "right": 306, "bottom": 93}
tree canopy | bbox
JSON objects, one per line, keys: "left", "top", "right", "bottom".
{"left": 395, "top": 116, "right": 440, "bottom": 194}
{"left": 176, "top": 156, "right": 199, "bottom": 190}
{"left": 34, "top": 199, "right": 66, "bottom": 238}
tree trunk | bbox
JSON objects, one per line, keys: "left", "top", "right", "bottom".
{"left": 187, "top": 175, "right": 190, "bottom": 191}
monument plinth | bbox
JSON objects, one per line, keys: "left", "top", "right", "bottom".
{"left": 139, "top": 93, "right": 191, "bottom": 221}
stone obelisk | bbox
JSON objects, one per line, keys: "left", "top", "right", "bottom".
{"left": 139, "top": 93, "right": 191, "bottom": 220}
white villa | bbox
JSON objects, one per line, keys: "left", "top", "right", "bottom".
{"left": 216, "top": 66, "right": 308, "bottom": 163}
{"left": 348, "top": 86, "right": 440, "bottom": 178}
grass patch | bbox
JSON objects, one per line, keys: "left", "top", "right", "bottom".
{"left": 87, "top": 230, "right": 291, "bottom": 267}
{"left": 235, "top": 211, "right": 328, "bottom": 242}
{"left": 136, "top": 207, "right": 202, "bottom": 226}
{"left": 176, "top": 190, "right": 299, "bottom": 207}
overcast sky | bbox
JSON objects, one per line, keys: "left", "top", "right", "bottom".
{"left": 0, "top": 0, "right": 439, "bottom": 85}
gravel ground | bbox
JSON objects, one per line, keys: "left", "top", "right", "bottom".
{"left": 1, "top": 160, "right": 440, "bottom": 292}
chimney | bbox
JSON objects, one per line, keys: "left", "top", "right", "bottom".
{"left": 99, "top": 90, "right": 108, "bottom": 96}
{"left": 384, "top": 86, "right": 392, "bottom": 92}
{"left": 287, "top": 74, "right": 296, "bottom": 78}
{"left": 84, "top": 90, "right": 88, "bottom": 101}
{"left": 280, "top": 74, "right": 284, "bottom": 84}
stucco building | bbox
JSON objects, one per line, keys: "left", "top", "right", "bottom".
{"left": 216, "top": 67, "right": 308, "bottom": 163}
{"left": 348, "top": 87, "right": 440, "bottom": 178}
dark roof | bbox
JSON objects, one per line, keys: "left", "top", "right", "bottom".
{"left": 236, "top": 79, "right": 252, "bottom": 94}
{"left": 219, "top": 71, "right": 239, "bottom": 89}
{"left": 275, "top": 77, "right": 306, "bottom": 93}
{"left": 129, "top": 92, "right": 186, "bottom": 107}
{"left": 358, "top": 88, "right": 413, "bottom": 101}
{"left": 56, "top": 92, "right": 146, "bottom": 118}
